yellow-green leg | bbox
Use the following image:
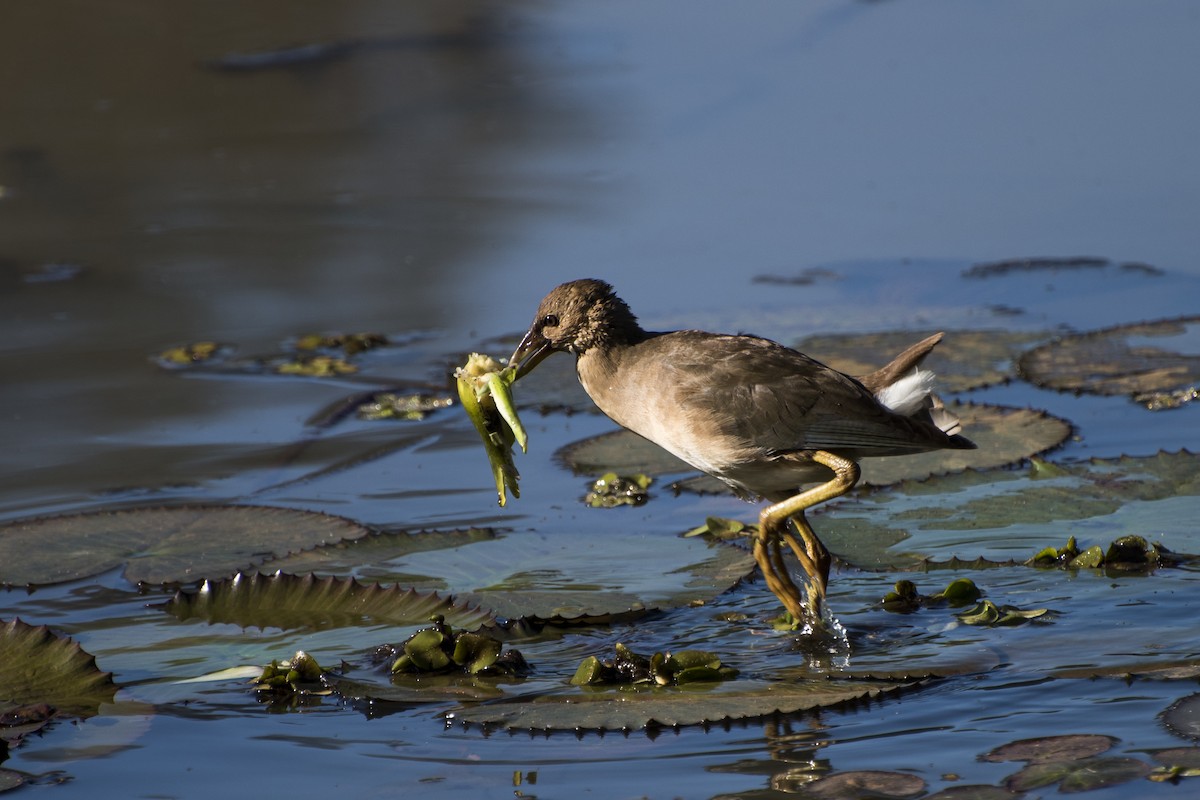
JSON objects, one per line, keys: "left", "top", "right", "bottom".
{"left": 752, "top": 451, "right": 861, "bottom": 623}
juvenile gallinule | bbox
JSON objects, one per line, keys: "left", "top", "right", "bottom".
{"left": 509, "top": 279, "right": 975, "bottom": 625}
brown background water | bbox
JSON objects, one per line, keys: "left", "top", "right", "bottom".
{"left": 2, "top": 2, "right": 1199, "bottom": 798}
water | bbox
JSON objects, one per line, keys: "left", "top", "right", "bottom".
{"left": 3, "top": 2, "right": 1200, "bottom": 797}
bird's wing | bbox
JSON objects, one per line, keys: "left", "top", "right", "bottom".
{"left": 660, "top": 332, "right": 956, "bottom": 457}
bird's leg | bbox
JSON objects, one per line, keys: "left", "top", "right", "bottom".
{"left": 755, "top": 451, "right": 861, "bottom": 623}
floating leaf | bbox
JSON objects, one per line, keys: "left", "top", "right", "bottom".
{"left": 253, "top": 650, "right": 332, "bottom": 698}
{"left": 803, "top": 770, "right": 926, "bottom": 799}
{"left": 0, "top": 618, "right": 116, "bottom": 719}
{"left": 584, "top": 472, "right": 652, "bottom": 508}
{"left": 165, "top": 572, "right": 496, "bottom": 632}
{"left": 275, "top": 354, "right": 358, "bottom": 376}
{"left": 292, "top": 331, "right": 389, "bottom": 356}
{"left": 0, "top": 505, "right": 372, "bottom": 586}
{"left": 356, "top": 392, "right": 453, "bottom": 421}
{"left": 922, "top": 786, "right": 1015, "bottom": 800}
{"left": 153, "top": 341, "right": 233, "bottom": 369}
{"left": 560, "top": 404, "right": 1071, "bottom": 492}
{"left": 1149, "top": 748, "right": 1200, "bottom": 781}
{"left": 955, "top": 600, "right": 1050, "bottom": 627}
{"left": 258, "top": 528, "right": 497, "bottom": 586}
{"left": 569, "top": 643, "right": 736, "bottom": 687}
{"left": 817, "top": 450, "right": 1200, "bottom": 571}
{"left": 385, "top": 616, "right": 528, "bottom": 677}
{"left": 1163, "top": 693, "right": 1200, "bottom": 741}
{"left": 448, "top": 676, "right": 920, "bottom": 731}
{"left": 1019, "top": 315, "right": 1200, "bottom": 403}
{"left": 797, "top": 329, "right": 1046, "bottom": 392}
{"left": 881, "top": 578, "right": 982, "bottom": 612}
{"left": 982, "top": 734, "right": 1117, "bottom": 764}
{"left": 1003, "top": 756, "right": 1151, "bottom": 793}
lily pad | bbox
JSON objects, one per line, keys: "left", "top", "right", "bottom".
{"left": 1163, "top": 693, "right": 1200, "bottom": 741}
{"left": 258, "top": 528, "right": 497, "bottom": 587}
{"left": 797, "top": 329, "right": 1046, "bottom": 392}
{"left": 559, "top": 404, "right": 1071, "bottom": 493}
{"left": 1019, "top": 315, "right": 1200, "bottom": 402}
{"left": 0, "top": 505, "right": 372, "bottom": 586}
{"left": 164, "top": 572, "right": 496, "bottom": 632}
{"left": 803, "top": 770, "right": 926, "bottom": 799}
{"left": 815, "top": 450, "right": 1200, "bottom": 570}
{"left": 448, "top": 676, "right": 920, "bottom": 731}
{"left": 0, "top": 618, "right": 117, "bottom": 718}
{"left": 982, "top": 733, "right": 1117, "bottom": 764}
{"left": 1003, "top": 756, "right": 1151, "bottom": 793}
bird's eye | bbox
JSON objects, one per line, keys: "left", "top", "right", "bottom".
{"left": 541, "top": 313, "right": 560, "bottom": 328}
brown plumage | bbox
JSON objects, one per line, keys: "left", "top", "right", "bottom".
{"left": 510, "top": 279, "right": 974, "bottom": 626}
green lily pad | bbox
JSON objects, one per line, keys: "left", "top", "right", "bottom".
{"left": 797, "top": 329, "right": 1046, "bottom": 392}
{"left": 955, "top": 600, "right": 1050, "bottom": 627}
{"left": 165, "top": 572, "right": 496, "bottom": 632}
{"left": 0, "top": 505, "right": 372, "bottom": 586}
{"left": 258, "top": 528, "right": 497, "bottom": 587}
{"left": 0, "top": 618, "right": 117, "bottom": 719}
{"left": 559, "top": 404, "right": 1071, "bottom": 493}
{"left": 1019, "top": 315, "right": 1200, "bottom": 404}
{"left": 1003, "top": 756, "right": 1151, "bottom": 793}
{"left": 448, "top": 676, "right": 920, "bottom": 731}
{"left": 816, "top": 450, "right": 1200, "bottom": 571}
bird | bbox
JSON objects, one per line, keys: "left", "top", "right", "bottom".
{"left": 508, "top": 279, "right": 975, "bottom": 627}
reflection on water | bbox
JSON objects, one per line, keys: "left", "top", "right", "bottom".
{"left": 2, "top": 1, "right": 1200, "bottom": 798}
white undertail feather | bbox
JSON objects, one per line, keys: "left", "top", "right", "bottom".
{"left": 874, "top": 369, "right": 964, "bottom": 437}
{"left": 874, "top": 370, "right": 937, "bottom": 417}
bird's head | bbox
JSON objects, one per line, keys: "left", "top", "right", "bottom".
{"left": 508, "top": 279, "right": 640, "bottom": 378}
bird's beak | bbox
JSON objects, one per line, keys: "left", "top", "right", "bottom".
{"left": 508, "top": 327, "right": 555, "bottom": 379}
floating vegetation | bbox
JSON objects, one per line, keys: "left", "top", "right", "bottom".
{"left": 275, "top": 354, "right": 358, "bottom": 377}
{"left": 448, "top": 675, "right": 921, "bottom": 731}
{"left": 1019, "top": 315, "right": 1200, "bottom": 406}
{"left": 455, "top": 353, "right": 527, "bottom": 506}
{"left": 879, "top": 579, "right": 1048, "bottom": 626}
{"left": 570, "top": 643, "right": 738, "bottom": 687}
{"left": 0, "top": 505, "right": 371, "bottom": 586}
{"left": 384, "top": 616, "right": 528, "bottom": 677}
{"left": 0, "top": 618, "right": 116, "bottom": 721}
{"left": 154, "top": 340, "right": 233, "bottom": 368}
{"left": 962, "top": 255, "right": 1112, "bottom": 278}
{"left": 1028, "top": 534, "right": 1172, "bottom": 573}
{"left": 292, "top": 332, "right": 389, "bottom": 356}
{"left": 880, "top": 578, "right": 982, "bottom": 613}
{"left": 815, "top": 450, "right": 1200, "bottom": 572}
{"left": 166, "top": 572, "right": 496, "bottom": 632}
{"left": 356, "top": 392, "right": 453, "bottom": 421}
{"left": 584, "top": 472, "right": 651, "bottom": 508}
{"left": 253, "top": 651, "right": 332, "bottom": 700}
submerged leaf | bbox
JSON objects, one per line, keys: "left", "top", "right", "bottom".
{"left": 0, "top": 505, "right": 372, "bottom": 586}
{"left": 0, "top": 618, "right": 117, "bottom": 719}
{"left": 356, "top": 392, "right": 453, "bottom": 421}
